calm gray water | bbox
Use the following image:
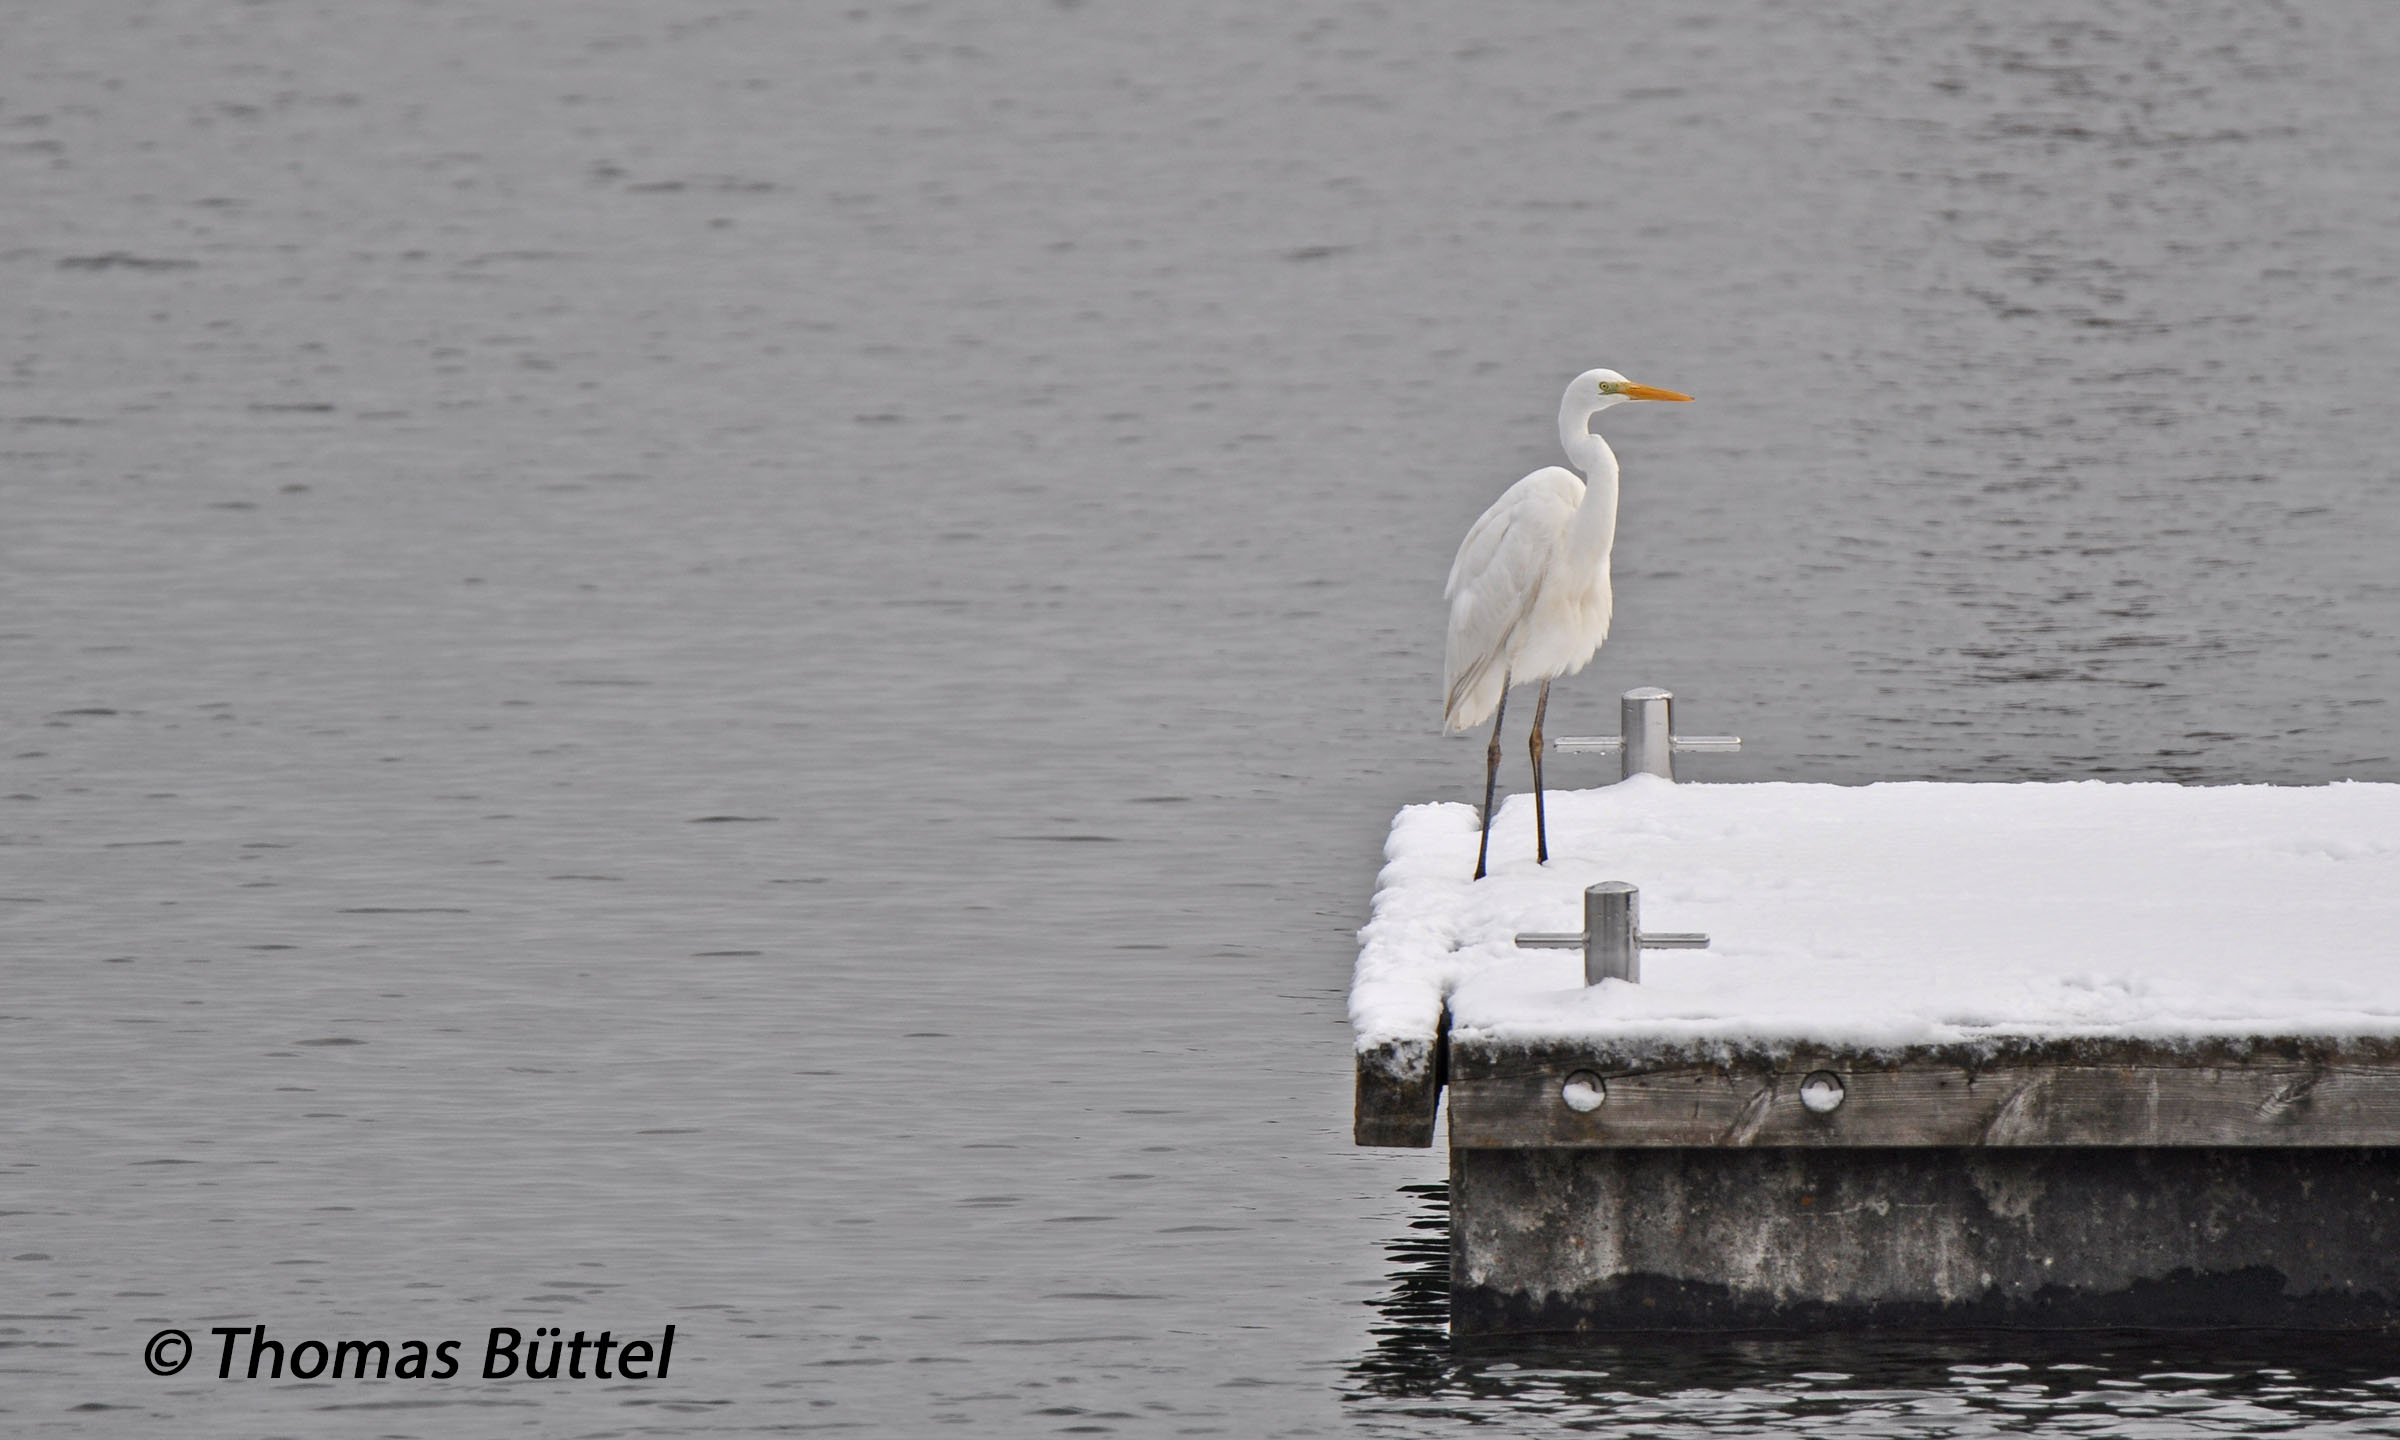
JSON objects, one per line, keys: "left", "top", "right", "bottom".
{"left": 4, "top": 2, "right": 2398, "bottom": 1435}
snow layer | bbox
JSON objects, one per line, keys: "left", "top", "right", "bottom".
{"left": 1353, "top": 779, "right": 2400, "bottom": 1055}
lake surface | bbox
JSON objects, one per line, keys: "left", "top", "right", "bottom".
{"left": 4, "top": 2, "right": 2397, "bottom": 1435}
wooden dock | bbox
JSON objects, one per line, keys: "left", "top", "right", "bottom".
{"left": 1352, "top": 763, "right": 2400, "bottom": 1337}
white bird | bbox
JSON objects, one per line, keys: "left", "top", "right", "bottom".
{"left": 1444, "top": 368, "right": 1693, "bottom": 879}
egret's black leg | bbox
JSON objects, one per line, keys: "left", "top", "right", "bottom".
{"left": 1473, "top": 676, "right": 1510, "bottom": 881}
{"left": 1528, "top": 678, "right": 1552, "bottom": 864}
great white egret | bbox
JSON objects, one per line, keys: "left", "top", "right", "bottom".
{"left": 1443, "top": 368, "right": 1693, "bottom": 880}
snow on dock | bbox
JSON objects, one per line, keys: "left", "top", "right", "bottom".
{"left": 1354, "top": 778, "right": 2400, "bottom": 1058}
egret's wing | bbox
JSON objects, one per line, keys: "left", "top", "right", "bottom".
{"left": 1442, "top": 467, "right": 1581, "bottom": 732}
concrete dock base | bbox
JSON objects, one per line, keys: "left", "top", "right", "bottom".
{"left": 1452, "top": 1146, "right": 2400, "bottom": 1337}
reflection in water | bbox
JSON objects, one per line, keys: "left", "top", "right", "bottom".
{"left": 1350, "top": 1184, "right": 2400, "bottom": 1436}
{"left": 1351, "top": 1181, "right": 1455, "bottom": 1396}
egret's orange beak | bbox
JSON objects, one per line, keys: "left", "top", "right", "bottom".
{"left": 1618, "top": 383, "right": 1694, "bottom": 402}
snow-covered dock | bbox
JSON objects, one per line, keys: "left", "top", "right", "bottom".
{"left": 1351, "top": 778, "right": 2400, "bottom": 1335}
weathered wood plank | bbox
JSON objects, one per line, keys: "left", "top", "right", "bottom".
{"left": 1448, "top": 1036, "right": 2400, "bottom": 1148}
{"left": 1354, "top": 1013, "right": 1447, "bottom": 1148}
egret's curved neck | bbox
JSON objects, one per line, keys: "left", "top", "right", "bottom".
{"left": 1558, "top": 395, "right": 1613, "bottom": 479}
{"left": 1559, "top": 396, "right": 1620, "bottom": 570}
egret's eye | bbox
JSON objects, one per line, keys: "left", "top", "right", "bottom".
{"left": 1596, "top": 380, "right": 1624, "bottom": 395}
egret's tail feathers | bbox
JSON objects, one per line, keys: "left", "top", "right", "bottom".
{"left": 1443, "top": 655, "right": 1506, "bottom": 735}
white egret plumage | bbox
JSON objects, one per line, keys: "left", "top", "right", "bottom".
{"left": 1444, "top": 368, "right": 1693, "bottom": 879}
